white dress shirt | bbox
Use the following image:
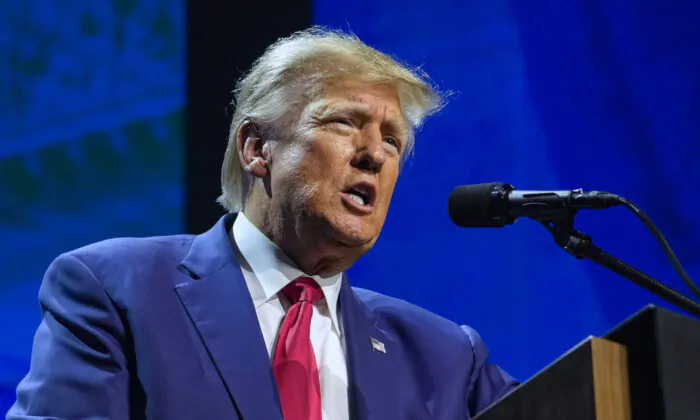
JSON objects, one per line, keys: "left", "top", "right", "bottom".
{"left": 230, "top": 213, "right": 349, "bottom": 420}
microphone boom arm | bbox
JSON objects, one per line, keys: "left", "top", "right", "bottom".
{"left": 538, "top": 212, "right": 700, "bottom": 319}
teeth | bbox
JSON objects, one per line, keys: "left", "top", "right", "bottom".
{"left": 349, "top": 193, "right": 365, "bottom": 206}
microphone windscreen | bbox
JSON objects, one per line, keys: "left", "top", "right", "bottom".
{"left": 448, "top": 182, "right": 507, "bottom": 227}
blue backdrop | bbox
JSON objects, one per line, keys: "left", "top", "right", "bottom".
{"left": 1, "top": 0, "right": 699, "bottom": 413}
{"left": 0, "top": 0, "right": 184, "bottom": 410}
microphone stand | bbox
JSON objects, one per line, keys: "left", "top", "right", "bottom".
{"left": 538, "top": 212, "right": 700, "bottom": 319}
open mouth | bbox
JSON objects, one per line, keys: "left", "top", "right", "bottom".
{"left": 342, "top": 182, "right": 376, "bottom": 212}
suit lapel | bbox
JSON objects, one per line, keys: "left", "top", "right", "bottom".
{"left": 340, "top": 276, "right": 402, "bottom": 419}
{"left": 174, "top": 215, "right": 282, "bottom": 420}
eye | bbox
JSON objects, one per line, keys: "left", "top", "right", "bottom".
{"left": 384, "top": 136, "right": 401, "bottom": 150}
{"left": 330, "top": 118, "right": 353, "bottom": 127}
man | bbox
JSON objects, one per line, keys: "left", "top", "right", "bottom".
{"left": 8, "top": 28, "right": 517, "bottom": 419}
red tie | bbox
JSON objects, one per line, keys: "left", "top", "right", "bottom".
{"left": 273, "top": 277, "right": 324, "bottom": 420}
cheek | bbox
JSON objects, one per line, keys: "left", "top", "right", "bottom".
{"left": 276, "top": 143, "right": 308, "bottom": 174}
{"left": 268, "top": 149, "right": 314, "bottom": 208}
{"left": 314, "top": 141, "right": 352, "bottom": 169}
{"left": 273, "top": 140, "right": 323, "bottom": 184}
{"left": 275, "top": 151, "right": 340, "bottom": 206}
{"left": 306, "top": 143, "right": 354, "bottom": 191}
{"left": 380, "top": 172, "right": 399, "bottom": 206}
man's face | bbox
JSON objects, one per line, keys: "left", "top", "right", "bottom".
{"left": 269, "top": 78, "right": 407, "bottom": 256}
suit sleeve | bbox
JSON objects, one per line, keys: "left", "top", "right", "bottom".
{"left": 7, "top": 253, "right": 130, "bottom": 420}
{"left": 461, "top": 325, "right": 519, "bottom": 416}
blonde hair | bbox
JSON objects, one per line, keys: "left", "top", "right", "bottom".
{"left": 218, "top": 26, "right": 446, "bottom": 212}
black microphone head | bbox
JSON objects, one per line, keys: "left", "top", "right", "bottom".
{"left": 448, "top": 182, "right": 514, "bottom": 227}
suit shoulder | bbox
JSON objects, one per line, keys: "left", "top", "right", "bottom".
{"left": 68, "top": 234, "right": 193, "bottom": 266}
{"left": 352, "top": 287, "right": 469, "bottom": 345}
{"left": 59, "top": 234, "right": 194, "bottom": 290}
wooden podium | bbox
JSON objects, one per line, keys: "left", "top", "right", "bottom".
{"left": 475, "top": 306, "right": 700, "bottom": 420}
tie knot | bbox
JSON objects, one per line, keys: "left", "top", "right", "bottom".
{"left": 282, "top": 277, "right": 324, "bottom": 304}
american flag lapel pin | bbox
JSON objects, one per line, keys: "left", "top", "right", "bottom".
{"left": 369, "top": 336, "right": 386, "bottom": 354}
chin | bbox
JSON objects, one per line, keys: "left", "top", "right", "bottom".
{"left": 328, "top": 213, "right": 378, "bottom": 248}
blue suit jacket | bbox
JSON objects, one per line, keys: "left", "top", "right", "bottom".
{"left": 8, "top": 215, "right": 517, "bottom": 419}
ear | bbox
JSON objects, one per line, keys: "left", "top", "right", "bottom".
{"left": 236, "top": 120, "right": 270, "bottom": 179}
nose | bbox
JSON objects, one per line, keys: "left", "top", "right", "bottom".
{"left": 351, "top": 125, "right": 386, "bottom": 173}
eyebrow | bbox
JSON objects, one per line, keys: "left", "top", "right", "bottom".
{"left": 318, "top": 99, "right": 410, "bottom": 138}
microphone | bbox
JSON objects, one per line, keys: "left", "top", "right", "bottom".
{"left": 448, "top": 182, "right": 621, "bottom": 227}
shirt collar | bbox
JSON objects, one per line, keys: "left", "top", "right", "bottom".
{"left": 231, "top": 213, "right": 343, "bottom": 333}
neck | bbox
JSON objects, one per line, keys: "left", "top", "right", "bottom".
{"left": 243, "top": 194, "right": 355, "bottom": 277}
